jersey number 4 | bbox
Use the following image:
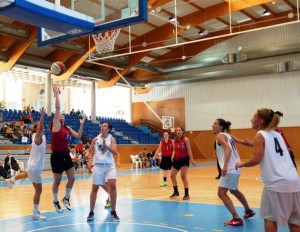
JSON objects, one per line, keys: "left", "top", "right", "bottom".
{"left": 274, "top": 138, "right": 283, "bottom": 156}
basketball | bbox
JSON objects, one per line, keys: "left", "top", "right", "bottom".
{"left": 50, "top": 61, "right": 66, "bottom": 76}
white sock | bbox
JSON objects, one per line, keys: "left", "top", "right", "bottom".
{"left": 10, "top": 177, "right": 15, "bottom": 183}
{"left": 33, "top": 204, "right": 39, "bottom": 214}
{"left": 53, "top": 193, "right": 58, "bottom": 202}
{"left": 65, "top": 188, "right": 72, "bottom": 199}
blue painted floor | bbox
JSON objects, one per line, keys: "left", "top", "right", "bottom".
{"left": 0, "top": 198, "right": 291, "bottom": 232}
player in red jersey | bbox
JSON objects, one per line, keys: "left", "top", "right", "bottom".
{"left": 51, "top": 85, "right": 86, "bottom": 213}
{"left": 170, "top": 127, "right": 196, "bottom": 200}
{"left": 153, "top": 131, "right": 173, "bottom": 187}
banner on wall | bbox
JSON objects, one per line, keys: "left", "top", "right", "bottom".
{"left": 162, "top": 116, "right": 174, "bottom": 130}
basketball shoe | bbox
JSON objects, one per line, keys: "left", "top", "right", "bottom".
{"left": 32, "top": 211, "right": 47, "bottom": 221}
{"left": 160, "top": 181, "right": 167, "bottom": 187}
{"left": 111, "top": 210, "right": 120, "bottom": 221}
{"left": 87, "top": 211, "right": 94, "bottom": 221}
{"left": 53, "top": 201, "right": 63, "bottom": 213}
{"left": 224, "top": 218, "right": 243, "bottom": 226}
{"left": 243, "top": 209, "right": 255, "bottom": 219}
{"left": 104, "top": 198, "right": 111, "bottom": 209}
{"left": 62, "top": 197, "right": 71, "bottom": 210}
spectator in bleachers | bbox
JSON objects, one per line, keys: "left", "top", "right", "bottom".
{"left": 70, "top": 109, "right": 76, "bottom": 116}
{"left": 75, "top": 109, "right": 81, "bottom": 116}
{"left": 25, "top": 104, "right": 31, "bottom": 113}
{"left": 12, "top": 125, "right": 22, "bottom": 139}
{"left": 82, "top": 151, "right": 92, "bottom": 173}
{"left": 30, "top": 106, "right": 36, "bottom": 114}
{"left": 19, "top": 121, "right": 25, "bottom": 130}
{"left": 4, "top": 150, "right": 20, "bottom": 173}
{"left": 75, "top": 140, "right": 84, "bottom": 154}
{"left": 138, "top": 148, "right": 148, "bottom": 168}
{"left": 0, "top": 159, "right": 9, "bottom": 179}
{"left": 85, "top": 142, "right": 90, "bottom": 150}
{"left": 21, "top": 112, "right": 33, "bottom": 124}
{"left": 5, "top": 124, "right": 13, "bottom": 138}
{"left": 69, "top": 148, "right": 79, "bottom": 171}
{"left": 80, "top": 110, "right": 84, "bottom": 117}
{"left": 0, "top": 123, "right": 6, "bottom": 133}
{"left": 147, "top": 150, "right": 157, "bottom": 167}
{"left": 27, "top": 112, "right": 33, "bottom": 123}
{"left": 23, "top": 125, "right": 29, "bottom": 135}
{"left": 68, "top": 144, "right": 75, "bottom": 150}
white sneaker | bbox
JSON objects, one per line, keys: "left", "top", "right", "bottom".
{"left": 53, "top": 201, "right": 63, "bottom": 213}
{"left": 61, "top": 197, "right": 71, "bottom": 210}
{"left": 5, "top": 179, "right": 13, "bottom": 189}
{"left": 32, "top": 211, "right": 47, "bottom": 221}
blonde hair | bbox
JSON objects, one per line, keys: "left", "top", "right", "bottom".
{"left": 256, "top": 108, "right": 280, "bottom": 130}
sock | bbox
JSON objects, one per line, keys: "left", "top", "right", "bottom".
{"left": 53, "top": 193, "right": 58, "bottom": 202}
{"left": 163, "top": 177, "right": 167, "bottom": 182}
{"left": 65, "top": 188, "right": 72, "bottom": 199}
{"left": 33, "top": 204, "right": 39, "bottom": 214}
{"left": 184, "top": 188, "right": 189, "bottom": 195}
{"left": 173, "top": 186, "right": 179, "bottom": 193}
{"left": 10, "top": 177, "right": 16, "bottom": 183}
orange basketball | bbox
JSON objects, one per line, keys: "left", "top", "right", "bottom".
{"left": 51, "top": 61, "right": 66, "bottom": 75}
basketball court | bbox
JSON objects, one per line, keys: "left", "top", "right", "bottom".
{"left": 0, "top": 161, "right": 293, "bottom": 232}
{"left": 0, "top": 1, "right": 298, "bottom": 232}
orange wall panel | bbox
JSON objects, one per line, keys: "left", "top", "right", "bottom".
{"left": 132, "top": 98, "right": 185, "bottom": 129}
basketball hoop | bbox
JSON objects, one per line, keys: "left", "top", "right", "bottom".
{"left": 92, "top": 28, "right": 121, "bottom": 53}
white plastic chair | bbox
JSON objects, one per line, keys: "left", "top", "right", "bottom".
{"left": 17, "top": 161, "right": 25, "bottom": 172}
{"left": 130, "top": 155, "right": 142, "bottom": 169}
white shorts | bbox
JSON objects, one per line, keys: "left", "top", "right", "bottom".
{"left": 27, "top": 169, "right": 43, "bottom": 184}
{"left": 260, "top": 187, "right": 300, "bottom": 227}
{"left": 92, "top": 163, "right": 117, "bottom": 186}
{"left": 218, "top": 173, "right": 240, "bottom": 190}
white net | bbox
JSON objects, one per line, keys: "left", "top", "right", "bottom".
{"left": 92, "top": 28, "right": 121, "bottom": 53}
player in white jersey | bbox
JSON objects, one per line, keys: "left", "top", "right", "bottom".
{"left": 86, "top": 122, "right": 120, "bottom": 222}
{"left": 6, "top": 108, "right": 47, "bottom": 221}
{"left": 236, "top": 109, "right": 300, "bottom": 232}
{"left": 212, "top": 118, "right": 255, "bottom": 227}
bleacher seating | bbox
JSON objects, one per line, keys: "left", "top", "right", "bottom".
{"left": 0, "top": 109, "right": 162, "bottom": 145}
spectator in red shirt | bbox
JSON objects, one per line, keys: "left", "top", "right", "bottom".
{"left": 75, "top": 141, "right": 84, "bottom": 154}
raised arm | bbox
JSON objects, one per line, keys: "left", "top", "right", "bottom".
{"left": 69, "top": 114, "right": 87, "bottom": 138}
{"left": 34, "top": 107, "right": 45, "bottom": 146}
{"left": 52, "top": 84, "right": 61, "bottom": 133}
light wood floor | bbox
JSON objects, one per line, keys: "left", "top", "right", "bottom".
{"left": 1, "top": 160, "right": 266, "bottom": 218}
{"left": 0, "top": 159, "right": 298, "bottom": 232}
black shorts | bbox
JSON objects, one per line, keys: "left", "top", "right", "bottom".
{"left": 172, "top": 156, "right": 189, "bottom": 170}
{"left": 160, "top": 156, "right": 172, "bottom": 170}
{"left": 51, "top": 150, "right": 74, "bottom": 173}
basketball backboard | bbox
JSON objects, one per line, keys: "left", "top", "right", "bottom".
{"left": 37, "top": 0, "right": 147, "bottom": 46}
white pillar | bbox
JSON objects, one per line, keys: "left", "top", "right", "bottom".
{"left": 45, "top": 72, "right": 52, "bottom": 115}
{"left": 90, "top": 81, "right": 96, "bottom": 121}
